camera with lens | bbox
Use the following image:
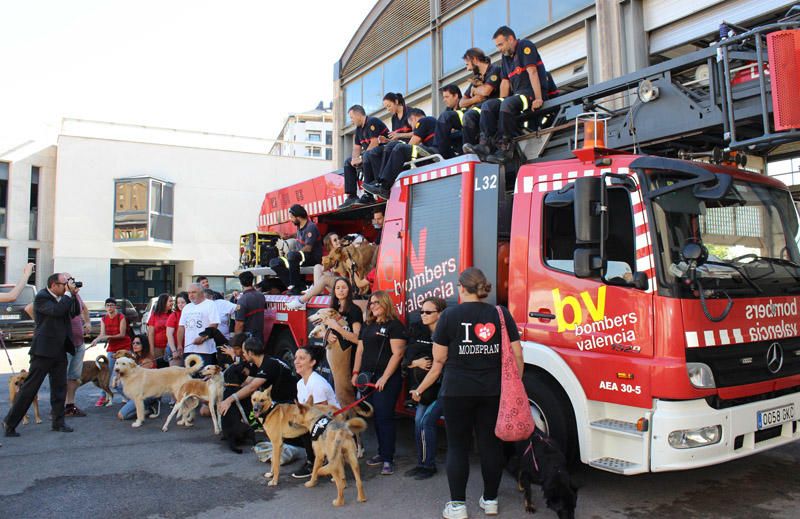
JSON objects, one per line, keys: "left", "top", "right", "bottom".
{"left": 68, "top": 277, "right": 83, "bottom": 288}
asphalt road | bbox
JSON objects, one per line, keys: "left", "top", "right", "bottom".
{"left": 2, "top": 342, "right": 800, "bottom": 519}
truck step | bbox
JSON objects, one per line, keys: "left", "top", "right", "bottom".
{"left": 589, "top": 457, "right": 643, "bottom": 475}
{"left": 590, "top": 418, "right": 644, "bottom": 438}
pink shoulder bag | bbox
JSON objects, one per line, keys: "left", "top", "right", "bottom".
{"left": 495, "top": 306, "right": 535, "bottom": 442}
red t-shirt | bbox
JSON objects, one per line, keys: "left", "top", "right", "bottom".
{"left": 148, "top": 311, "right": 171, "bottom": 349}
{"left": 166, "top": 310, "right": 182, "bottom": 349}
{"left": 102, "top": 312, "right": 132, "bottom": 352}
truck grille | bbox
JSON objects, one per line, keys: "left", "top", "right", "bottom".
{"left": 686, "top": 337, "right": 800, "bottom": 388}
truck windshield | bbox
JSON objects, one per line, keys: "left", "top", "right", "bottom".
{"left": 649, "top": 172, "right": 800, "bottom": 296}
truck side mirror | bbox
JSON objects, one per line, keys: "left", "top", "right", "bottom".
{"left": 574, "top": 248, "right": 602, "bottom": 278}
{"left": 574, "top": 177, "right": 604, "bottom": 244}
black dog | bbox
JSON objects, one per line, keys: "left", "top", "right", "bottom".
{"left": 505, "top": 430, "right": 578, "bottom": 518}
{"left": 220, "top": 362, "right": 255, "bottom": 453}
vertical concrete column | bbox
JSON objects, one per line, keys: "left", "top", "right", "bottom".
{"left": 430, "top": 0, "right": 441, "bottom": 116}
{"left": 595, "top": 0, "right": 624, "bottom": 82}
{"left": 332, "top": 61, "right": 344, "bottom": 167}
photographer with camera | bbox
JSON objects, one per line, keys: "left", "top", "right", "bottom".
{"left": 3, "top": 272, "right": 82, "bottom": 438}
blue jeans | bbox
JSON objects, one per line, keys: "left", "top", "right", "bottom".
{"left": 366, "top": 371, "right": 402, "bottom": 463}
{"left": 118, "top": 397, "right": 159, "bottom": 420}
{"left": 414, "top": 399, "right": 443, "bottom": 469}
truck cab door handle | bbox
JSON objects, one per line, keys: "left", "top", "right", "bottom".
{"left": 530, "top": 311, "right": 556, "bottom": 320}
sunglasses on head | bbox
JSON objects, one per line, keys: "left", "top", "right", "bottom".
{"left": 420, "top": 310, "right": 438, "bottom": 315}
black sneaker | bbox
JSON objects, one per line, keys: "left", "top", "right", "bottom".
{"left": 357, "top": 192, "right": 375, "bottom": 205}
{"left": 338, "top": 195, "right": 360, "bottom": 210}
{"left": 366, "top": 454, "right": 383, "bottom": 466}
{"left": 486, "top": 144, "right": 513, "bottom": 165}
{"left": 291, "top": 462, "right": 313, "bottom": 479}
{"left": 463, "top": 142, "right": 490, "bottom": 159}
{"left": 414, "top": 467, "right": 437, "bottom": 480}
{"left": 363, "top": 183, "right": 389, "bottom": 199}
{"left": 404, "top": 466, "right": 425, "bottom": 477}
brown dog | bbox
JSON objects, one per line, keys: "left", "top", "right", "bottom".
{"left": 8, "top": 370, "right": 42, "bottom": 425}
{"left": 77, "top": 355, "right": 114, "bottom": 407}
{"left": 308, "top": 308, "right": 355, "bottom": 409}
{"left": 252, "top": 388, "right": 337, "bottom": 487}
{"left": 296, "top": 398, "right": 368, "bottom": 507}
{"left": 161, "top": 364, "right": 224, "bottom": 434}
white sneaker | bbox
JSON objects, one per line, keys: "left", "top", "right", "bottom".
{"left": 443, "top": 501, "right": 468, "bottom": 519}
{"left": 285, "top": 298, "right": 306, "bottom": 311}
{"left": 479, "top": 496, "right": 498, "bottom": 515}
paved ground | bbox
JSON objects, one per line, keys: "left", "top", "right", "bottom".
{"left": 2, "top": 342, "right": 800, "bottom": 518}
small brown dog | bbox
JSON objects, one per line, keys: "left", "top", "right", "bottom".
{"left": 296, "top": 397, "right": 368, "bottom": 507}
{"left": 77, "top": 355, "right": 114, "bottom": 407}
{"left": 252, "top": 388, "right": 336, "bottom": 487}
{"left": 8, "top": 370, "right": 42, "bottom": 425}
{"left": 161, "top": 364, "right": 224, "bottom": 434}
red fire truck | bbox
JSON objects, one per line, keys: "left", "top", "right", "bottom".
{"left": 244, "top": 20, "right": 800, "bottom": 473}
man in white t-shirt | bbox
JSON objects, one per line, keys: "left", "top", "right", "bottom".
{"left": 205, "top": 289, "right": 237, "bottom": 339}
{"left": 297, "top": 371, "right": 340, "bottom": 409}
{"left": 178, "top": 283, "right": 220, "bottom": 366}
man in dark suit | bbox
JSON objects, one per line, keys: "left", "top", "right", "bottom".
{"left": 3, "top": 272, "right": 81, "bottom": 436}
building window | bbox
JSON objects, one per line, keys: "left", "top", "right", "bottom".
{"left": 510, "top": 0, "right": 549, "bottom": 37}
{"left": 473, "top": 0, "right": 508, "bottom": 53}
{"left": 325, "top": 131, "right": 332, "bottom": 145}
{"left": 0, "top": 248, "right": 5, "bottom": 284}
{"left": 27, "top": 249, "right": 37, "bottom": 285}
{"left": 307, "top": 147, "right": 322, "bottom": 157}
{"left": 442, "top": 14, "right": 472, "bottom": 74}
{"left": 551, "top": 0, "right": 592, "bottom": 21}
{"left": 30, "top": 166, "right": 40, "bottom": 240}
{"left": 114, "top": 177, "right": 173, "bottom": 243}
{"left": 325, "top": 148, "right": 332, "bottom": 161}
{"left": 0, "top": 162, "right": 8, "bottom": 239}
{"left": 383, "top": 51, "right": 406, "bottom": 95}
{"left": 306, "top": 131, "right": 321, "bottom": 142}
{"left": 768, "top": 158, "right": 800, "bottom": 187}
{"left": 407, "top": 37, "right": 432, "bottom": 93}
{"left": 362, "top": 66, "right": 383, "bottom": 114}
{"left": 345, "top": 80, "right": 362, "bottom": 111}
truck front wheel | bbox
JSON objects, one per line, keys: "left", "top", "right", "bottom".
{"left": 268, "top": 328, "right": 297, "bottom": 372}
{"left": 522, "top": 371, "right": 578, "bottom": 463}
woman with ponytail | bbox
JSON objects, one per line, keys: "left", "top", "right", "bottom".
{"left": 416, "top": 267, "right": 522, "bottom": 518}
{"left": 382, "top": 92, "right": 412, "bottom": 142}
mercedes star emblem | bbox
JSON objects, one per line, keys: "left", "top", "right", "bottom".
{"left": 766, "top": 342, "right": 784, "bottom": 374}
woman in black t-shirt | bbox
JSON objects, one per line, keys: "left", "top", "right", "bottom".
{"left": 351, "top": 290, "right": 407, "bottom": 476}
{"left": 420, "top": 268, "right": 523, "bottom": 518}
{"left": 322, "top": 277, "right": 364, "bottom": 407}
{"left": 405, "top": 296, "right": 447, "bottom": 480}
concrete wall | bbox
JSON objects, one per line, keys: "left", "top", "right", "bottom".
{"left": 0, "top": 143, "right": 56, "bottom": 289}
{"left": 54, "top": 134, "right": 331, "bottom": 299}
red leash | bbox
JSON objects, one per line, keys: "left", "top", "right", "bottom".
{"left": 332, "top": 382, "right": 377, "bottom": 417}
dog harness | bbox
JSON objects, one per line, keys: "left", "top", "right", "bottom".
{"left": 310, "top": 414, "right": 333, "bottom": 441}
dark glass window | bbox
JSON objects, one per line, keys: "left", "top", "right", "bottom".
{"left": 30, "top": 166, "right": 39, "bottom": 240}
{"left": 114, "top": 178, "right": 173, "bottom": 243}
{"left": 474, "top": 0, "right": 508, "bottom": 53}
{"left": 345, "top": 80, "right": 362, "bottom": 111}
{"left": 510, "top": 0, "right": 550, "bottom": 36}
{"left": 0, "top": 247, "right": 6, "bottom": 284}
{"left": 407, "top": 37, "right": 432, "bottom": 92}
{"left": 27, "top": 249, "right": 37, "bottom": 285}
{"left": 442, "top": 14, "right": 472, "bottom": 74}
{"left": 0, "top": 162, "right": 8, "bottom": 239}
{"left": 551, "top": 0, "right": 592, "bottom": 21}
{"left": 362, "top": 66, "right": 383, "bottom": 115}
{"left": 383, "top": 51, "right": 406, "bottom": 95}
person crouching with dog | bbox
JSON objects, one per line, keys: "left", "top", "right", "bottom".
{"left": 90, "top": 297, "right": 132, "bottom": 406}
{"left": 4, "top": 273, "right": 82, "bottom": 438}
{"left": 417, "top": 268, "right": 523, "bottom": 519}
{"left": 350, "top": 290, "right": 407, "bottom": 476}
{"left": 117, "top": 335, "right": 160, "bottom": 420}
{"left": 404, "top": 296, "right": 447, "bottom": 481}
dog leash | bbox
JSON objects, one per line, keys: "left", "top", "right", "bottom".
{"left": 332, "top": 382, "right": 377, "bottom": 417}
{"left": 523, "top": 438, "right": 540, "bottom": 472}
{"left": 0, "top": 331, "right": 16, "bottom": 375}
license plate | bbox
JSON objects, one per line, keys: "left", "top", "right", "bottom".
{"left": 0, "top": 314, "right": 19, "bottom": 320}
{"left": 757, "top": 404, "right": 795, "bottom": 430}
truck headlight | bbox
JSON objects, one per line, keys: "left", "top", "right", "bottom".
{"left": 668, "top": 425, "right": 722, "bottom": 449}
{"left": 687, "top": 362, "right": 715, "bottom": 389}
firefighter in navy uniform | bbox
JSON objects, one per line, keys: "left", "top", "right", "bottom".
{"left": 339, "top": 104, "right": 389, "bottom": 210}
{"left": 434, "top": 84, "right": 464, "bottom": 160}
{"left": 458, "top": 48, "right": 502, "bottom": 155}
{"left": 362, "top": 92, "right": 412, "bottom": 194}
{"left": 363, "top": 108, "right": 437, "bottom": 200}
{"left": 477, "top": 26, "right": 549, "bottom": 164}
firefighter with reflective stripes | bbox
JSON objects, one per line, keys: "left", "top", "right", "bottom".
{"left": 434, "top": 84, "right": 466, "bottom": 160}
{"left": 477, "top": 26, "right": 550, "bottom": 164}
{"left": 363, "top": 108, "right": 437, "bottom": 200}
{"left": 459, "top": 48, "right": 502, "bottom": 155}
{"left": 268, "top": 204, "right": 322, "bottom": 295}
{"left": 339, "top": 105, "right": 389, "bottom": 210}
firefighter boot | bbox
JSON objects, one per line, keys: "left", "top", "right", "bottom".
{"left": 486, "top": 139, "right": 513, "bottom": 164}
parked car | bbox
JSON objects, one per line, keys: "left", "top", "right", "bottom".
{"left": 0, "top": 284, "right": 37, "bottom": 343}
{"left": 140, "top": 296, "right": 160, "bottom": 335}
{"left": 85, "top": 299, "right": 142, "bottom": 340}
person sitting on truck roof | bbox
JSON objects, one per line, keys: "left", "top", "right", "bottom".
{"left": 362, "top": 108, "right": 437, "bottom": 200}
{"left": 286, "top": 232, "right": 343, "bottom": 310}
{"left": 434, "top": 84, "right": 465, "bottom": 160}
{"left": 361, "top": 93, "right": 413, "bottom": 192}
{"left": 339, "top": 105, "right": 389, "bottom": 211}
{"left": 473, "top": 26, "right": 550, "bottom": 165}
{"left": 459, "top": 47, "right": 502, "bottom": 156}
{"left": 268, "top": 204, "right": 322, "bottom": 296}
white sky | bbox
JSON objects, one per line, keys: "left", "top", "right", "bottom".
{"left": 0, "top": 0, "right": 376, "bottom": 143}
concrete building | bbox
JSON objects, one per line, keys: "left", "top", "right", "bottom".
{"left": 0, "top": 140, "right": 57, "bottom": 289}
{"left": 269, "top": 102, "right": 334, "bottom": 160}
{"left": 332, "top": 0, "right": 798, "bottom": 170}
{"left": 53, "top": 118, "right": 332, "bottom": 306}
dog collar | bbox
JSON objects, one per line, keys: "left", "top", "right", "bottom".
{"left": 255, "top": 401, "right": 277, "bottom": 419}
{"left": 310, "top": 415, "right": 332, "bottom": 441}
